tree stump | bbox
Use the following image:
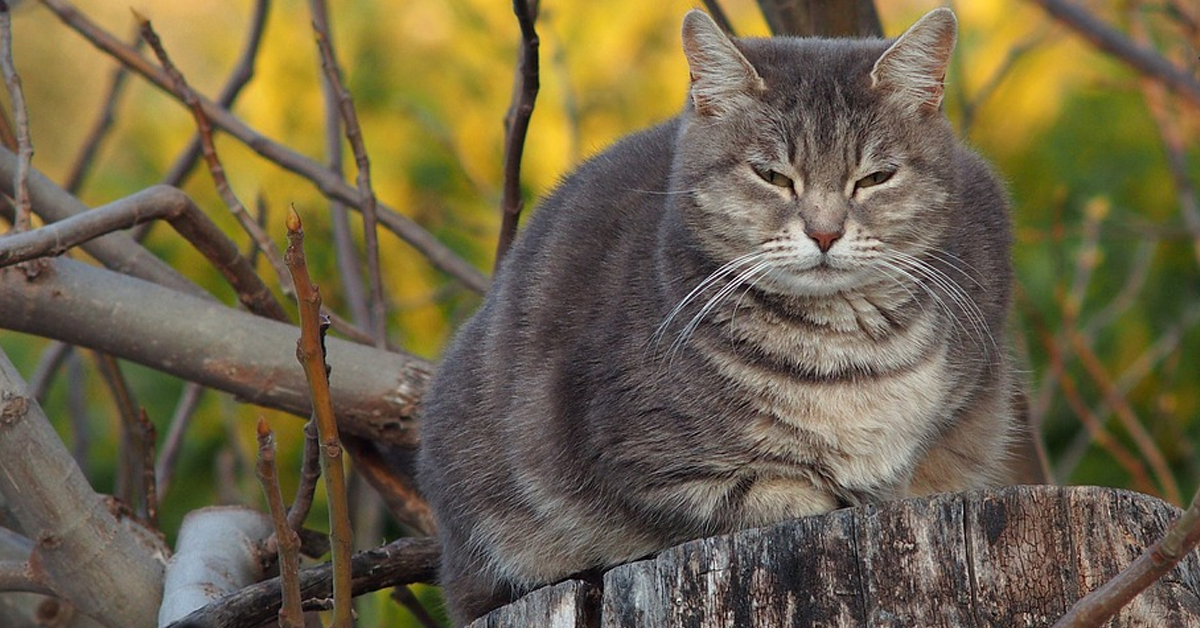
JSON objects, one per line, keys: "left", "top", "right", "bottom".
{"left": 469, "top": 485, "right": 1200, "bottom": 627}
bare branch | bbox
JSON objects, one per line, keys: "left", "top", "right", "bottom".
{"left": 494, "top": 0, "right": 540, "bottom": 268}
{"left": 255, "top": 420, "right": 304, "bottom": 628}
{"left": 0, "top": 257, "right": 431, "bottom": 447}
{"left": 37, "top": 0, "right": 490, "bottom": 294}
{"left": 0, "top": 1, "right": 33, "bottom": 234}
{"left": 1029, "top": 0, "right": 1200, "bottom": 109}
{"left": 138, "top": 16, "right": 297, "bottom": 301}
{"left": 161, "top": 536, "right": 439, "bottom": 628}
{"left": 0, "top": 146, "right": 203, "bottom": 297}
{"left": 308, "top": 0, "right": 369, "bottom": 328}
{"left": 391, "top": 586, "right": 442, "bottom": 628}
{"left": 284, "top": 208, "right": 353, "bottom": 628}
{"left": 161, "top": 0, "right": 271, "bottom": 188}
{"left": 287, "top": 419, "right": 321, "bottom": 533}
{"left": 0, "top": 184, "right": 288, "bottom": 321}
{"left": 63, "top": 25, "right": 142, "bottom": 194}
{"left": 1052, "top": 485, "right": 1200, "bottom": 627}
{"left": 156, "top": 382, "right": 205, "bottom": 497}
{"left": 0, "top": 349, "right": 165, "bottom": 626}
{"left": 311, "top": 17, "right": 388, "bottom": 346}
{"left": 756, "top": 0, "right": 882, "bottom": 37}
{"left": 701, "top": 0, "right": 737, "bottom": 36}
{"left": 92, "top": 353, "right": 147, "bottom": 515}
{"left": 0, "top": 559, "right": 53, "bottom": 595}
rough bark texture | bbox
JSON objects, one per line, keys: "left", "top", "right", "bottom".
{"left": 473, "top": 486, "right": 1200, "bottom": 627}
{"left": 0, "top": 258, "right": 431, "bottom": 447}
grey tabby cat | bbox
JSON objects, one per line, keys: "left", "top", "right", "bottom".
{"left": 418, "top": 7, "right": 1018, "bottom": 625}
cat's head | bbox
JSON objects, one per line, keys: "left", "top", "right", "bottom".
{"left": 672, "top": 8, "right": 960, "bottom": 298}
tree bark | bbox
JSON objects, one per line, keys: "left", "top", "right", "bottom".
{"left": 0, "top": 350, "right": 166, "bottom": 628}
{"left": 472, "top": 486, "right": 1200, "bottom": 627}
{"left": 0, "top": 258, "right": 431, "bottom": 447}
{"left": 756, "top": 0, "right": 882, "bottom": 37}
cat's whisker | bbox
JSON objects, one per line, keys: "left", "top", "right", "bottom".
{"left": 667, "top": 256, "right": 779, "bottom": 364}
{"left": 886, "top": 252, "right": 997, "bottom": 356}
{"left": 652, "top": 250, "right": 768, "bottom": 348}
{"left": 918, "top": 248, "right": 987, "bottom": 291}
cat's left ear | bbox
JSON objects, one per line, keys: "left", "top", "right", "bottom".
{"left": 681, "top": 9, "right": 764, "bottom": 118}
{"left": 870, "top": 7, "right": 957, "bottom": 113}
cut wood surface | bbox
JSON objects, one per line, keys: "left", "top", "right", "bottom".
{"left": 472, "top": 485, "right": 1200, "bottom": 627}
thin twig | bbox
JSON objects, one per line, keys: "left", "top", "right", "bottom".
{"left": 1028, "top": 0, "right": 1200, "bottom": 109}
{"left": 311, "top": 17, "right": 387, "bottom": 347}
{"left": 956, "top": 32, "right": 1045, "bottom": 136}
{"left": 93, "top": 352, "right": 145, "bottom": 511}
{"left": 0, "top": 1, "right": 33, "bottom": 234}
{"left": 160, "top": 0, "right": 271, "bottom": 188}
{"left": 391, "top": 586, "right": 442, "bottom": 628}
{"left": 137, "top": 15, "right": 297, "bottom": 300}
{"left": 1031, "top": 314, "right": 1155, "bottom": 491}
{"left": 494, "top": 0, "right": 540, "bottom": 269}
{"left": 1067, "top": 328, "right": 1182, "bottom": 504}
{"left": 256, "top": 419, "right": 305, "bottom": 628}
{"left": 162, "top": 536, "right": 440, "bottom": 628}
{"left": 156, "top": 381, "right": 205, "bottom": 497}
{"left": 287, "top": 418, "right": 321, "bottom": 533}
{"left": 308, "top": 0, "right": 370, "bottom": 329}
{"left": 0, "top": 184, "right": 288, "bottom": 321}
{"left": 341, "top": 434, "right": 435, "bottom": 535}
{"left": 138, "top": 408, "right": 158, "bottom": 529}
{"left": 28, "top": 341, "right": 74, "bottom": 401}
{"left": 1131, "top": 17, "right": 1200, "bottom": 272}
{"left": 64, "top": 24, "right": 142, "bottom": 194}
{"left": 284, "top": 207, "right": 354, "bottom": 628}
{"left": 701, "top": 0, "right": 736, "bottom": 36}
{"left": 39, "top": 0, "right": 490, "bottom": 294}
{"left": 1051, "top": 484, "right": 1200, "bottom": 627}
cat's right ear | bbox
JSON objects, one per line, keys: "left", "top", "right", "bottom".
{"left": 681, "top": 10, "right": 764, "bottom": 118}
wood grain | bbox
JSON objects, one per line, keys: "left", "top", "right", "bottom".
{"left": 476, "top": 486, "right": 1200, "bottom": 627}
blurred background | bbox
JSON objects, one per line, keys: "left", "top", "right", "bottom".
{"left": 1, "top": 0, "right": 1198, "bottom": 625}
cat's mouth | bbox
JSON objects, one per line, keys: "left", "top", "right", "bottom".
{"left": 764, "top": 258, "right": 870, "bottom": 296}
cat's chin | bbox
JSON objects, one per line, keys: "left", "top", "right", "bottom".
{"left": 759, "top": 267, "right": 871, "bottom": 298}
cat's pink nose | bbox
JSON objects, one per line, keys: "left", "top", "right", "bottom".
{"left": 806, "top": 230, "right": 843, "bottom": 253}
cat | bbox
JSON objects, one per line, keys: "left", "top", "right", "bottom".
{"left": 417, "top": 7, "right": 1019, "bottom": 625}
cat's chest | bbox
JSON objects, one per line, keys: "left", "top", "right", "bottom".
{"left": 705, "top": 295, "right": 952, "bottom": 490}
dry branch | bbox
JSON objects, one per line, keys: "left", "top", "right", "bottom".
{"left": 157, "top": 507, "right": 273, "bottom": 628}
{"left": 0, "top": 1, "right": 33, "bottom": 234}
{"left": 494, "top": 0, "right": 540, "bottom": 268}
{"left": 38, "top": 0, "right": 490, "bottom": 294}
{"left": 285, "top": 208, "right": 353, "bottom": 628}
{"left": 0, "top": 349, "right": 166, "bottom": 628}
{"left": 64, "top": 25, "right": 141, "bottom": 194}
{"left": 0, "top": 257, "right": 431, "bottom": 446}
{"left": 139, "top": 16, "right": 297, "bottom": 300}
{"left": 311, "top": 16, "right": 388, "bottom": 346}
{"left": 255, "top": 421, "right": 304, "bottom": 628}
{"left": 0, "top": 184, "right": 287, "bottom": 321}
{"left": 0, "top": 146, "right": 201, "bottom": 296}
{"left": 308, "top": 0, "right": 370, "bottom": 328}
{"left": 756, "top": 0, "right": 882, "bottom": 37}
{"left": 1053, "top": 485, "right": 1200, "bottom": 627}
{"left": 1029, "top": 0, "right": 1200, "bottom": 109}
{"left": 163, "top": 536, "right": 438, "bottom": 628}
{"left": 161, "top": 0, "right": 270, "bottom": 188}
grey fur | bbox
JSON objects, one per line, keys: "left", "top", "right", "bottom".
{"left": 417, "top": 8, "right": 1018, "bottom": 625}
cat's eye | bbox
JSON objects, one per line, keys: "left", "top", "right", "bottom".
{"left": 855, "top": 169, "right": 896, "bottom": 190}
{"left": 752, "top": 165, "right": 793, "bottom": 189}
